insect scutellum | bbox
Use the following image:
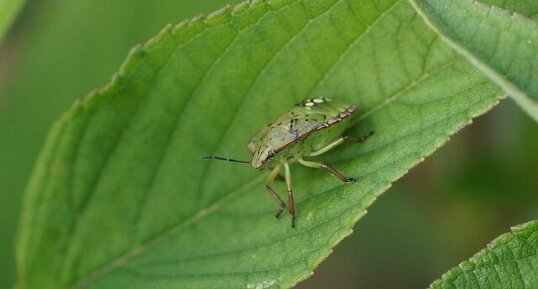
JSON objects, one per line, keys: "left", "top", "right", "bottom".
{"left": 201, "top": 96, "right": 373, "bottom": 228}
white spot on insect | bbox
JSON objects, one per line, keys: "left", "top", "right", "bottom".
{"left": 247, "top": 280, "right": 276, "bottom": 289}
{"left": 305, "top": 102, "right": 315, "bottom": 107}
{"left": 313, "top": 98, "right": 324, "bottom": 104}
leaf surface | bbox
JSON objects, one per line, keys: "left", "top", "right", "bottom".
{"left": 431, "top": 221, "right": 538, "bottom": 289}
{"left": 410, "top": 0, "right": 538, "bottom": 122}
{"left": 17, "top": 0, "right": 504, "bottom": 288}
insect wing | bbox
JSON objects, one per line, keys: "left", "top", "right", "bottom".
{"left": 283, "top": 108, "right": 327, "bottom": 138}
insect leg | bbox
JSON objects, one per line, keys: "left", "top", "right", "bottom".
{"left": 308, "top": 131, "right": 374, "bottom": 157}
{"left": 275, "top": 174, "right": 285, "bottom": 182}
{"left": 298, "top": 158, "right": 356, "bottom": 183}
{"left": 284, "top": 162, "right": 296, "bottom": 228}
{"left": 343, "top": 130, "right": 374, "bottom": 143}
{"left": 264, "top": 164, "right": 287, "bottom": 218}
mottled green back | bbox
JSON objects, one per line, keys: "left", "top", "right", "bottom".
{"left": 248, "top": 97, "right": 356, "bottom": 168}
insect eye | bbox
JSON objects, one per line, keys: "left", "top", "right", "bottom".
{"left": 264, "top": 149, "right": 276, "bottom": 162}
{"left": 267, "top": 150, "right": 275, "bottom": 158}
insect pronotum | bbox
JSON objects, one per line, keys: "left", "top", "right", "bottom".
{"left": 201, "top": 97, "right": 373, "bottom": 228}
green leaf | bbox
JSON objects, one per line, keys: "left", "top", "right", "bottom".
{"left": 0, "top": 0, "right": 25, "bottom": 42}
{"left": 431, "top": 221, "right": 538, "bottom": 289}
{"left": 16, "top": 0, "right": 503, "bottom": 288}
{"left": 409, "top": 0, "right": 538, "bottom": 122}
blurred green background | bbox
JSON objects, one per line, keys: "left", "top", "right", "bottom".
{"left": 0, "top": 1, "right": 536, "bottom": 288}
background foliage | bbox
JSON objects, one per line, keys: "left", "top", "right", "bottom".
{"left": 411, "top": 0, "right": 538, "bottom": 122}
{"left": 0, "top": 0, "right": 25, "bottom": 42}
{"left": 1, "top": 0, "right": 537, "bottom": 288}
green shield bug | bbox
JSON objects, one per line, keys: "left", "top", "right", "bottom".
{"left": 201, "top": 97, "right": 373, "bottom": 228}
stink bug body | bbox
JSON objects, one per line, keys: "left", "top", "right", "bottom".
{"left": 201, "top": 97, "right": 373, "bottom": 227}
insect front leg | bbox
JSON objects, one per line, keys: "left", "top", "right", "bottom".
{"left": 284, "top": 162, "right": 296, "bottom": 228}
{"left": 264, "top": 164, "right": 287, "bottom": 218}
{"left": 308, "top": 131, "right": 374, "bottom": 157}
{"left": 298, "top": 158, "right": 356, "bottom": 183}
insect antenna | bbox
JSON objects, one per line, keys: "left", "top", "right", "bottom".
{"left": 199, "top": 155, "right": 250, "bottom": 164}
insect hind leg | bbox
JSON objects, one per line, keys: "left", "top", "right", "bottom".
{"left": 343, "top": 130, "right": 374, "bottom": 143}
{"left": 308, "top": 130, "right": 374, "bottom": 157}
{"left": 264, "top": 165, "right": 286, "bottom": 218}
{"left": 298, "top": 158, "right": 356, "bottom": 183}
